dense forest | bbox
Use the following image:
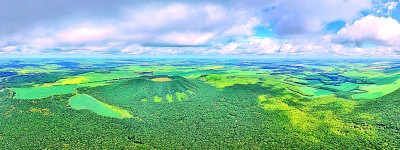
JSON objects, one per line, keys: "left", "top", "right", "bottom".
{"left": 0, "top": 58, "right": 399, "bottom": 149}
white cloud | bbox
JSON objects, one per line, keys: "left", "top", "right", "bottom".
{"left": 156, "top": 32, "right": 216, "bottom": 46}
{"left": 120, "top": 44, "right": 212, "bottom": 55}
{"left": 122, "top": 4, "right": 193, "bottom": 31}
{"left": 1, "top": 46, "right": 17, "bottom": 52}
{"left": 121, "top": 44, "right": 153, "bottom": 55}
{"left": 336, "top": 15, "right": 400, "bottom": 46}
{"left": 118, "top": 2, "right": 262, "bottom": 45}
{"left": 0, "top": 2, "right": 264, "bottom": 55}
{"left": 218, "top": 38, "right": 281, "bottom": 55}
{"left": 57, "top": 25, "right": 116, "bottom": 43}
{"left": 245, "top": 38, "right": 281, "bottom": 54}
{"left": 0, "top": 46, "right": 18, "bottom": 55}
{"left": 224, "top": 17, "right": 259, "bottom": 36}
{"left": 212, "top": 36, "right": 399, "bottom": 57}
{"left": 0, "top": 0, "right": 398, "bottom": 57}
{"left": 263, "top": 0, "right": 371, "bottom": 36}
{"left": 219, "top": 43, "right": 241, "bottom": 54}
{"left": 370, "top": 0, "right": 399, "bottom": 16}
{"left": 385, "top": 1, "right": 398, "bottom": 11}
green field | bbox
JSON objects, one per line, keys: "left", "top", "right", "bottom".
{"left": 69, "top": 94, "right": 132, "bottom": 119}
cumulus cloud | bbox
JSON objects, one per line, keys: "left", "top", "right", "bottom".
{"left": 213, "top": 36, "right": 399, "bottom": 57}
{"left": 0, "top": 1, "right": 266, "bottom": 55}
{"left": 0, "top": 0, "right": 398, "bottom": 57}
{"left": 335, "top": 15, "right": 400, "bottom": 47}
{"left": 121, "top": 44, "right": 153, "bottom": 55}
{"left": 385, "top": 1, "right": 398, "bottom": 12}
{"left": 262, "top": 0, "right": 371, "bottom": 36}
{"left": 371, "top": 0, "right": 399, "bottom": 15}
{"left": 243, "top": 38, "right": 281, "bottom": 54}
{"left": 117, "top": 2, "right": 261, "bottom": 45}
{"left": 57, "top": 25, "right": 116, "bottom": 44}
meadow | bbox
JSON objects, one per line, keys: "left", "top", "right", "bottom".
{"left": 0, "top": 58, "right": 399, "bottom": 149}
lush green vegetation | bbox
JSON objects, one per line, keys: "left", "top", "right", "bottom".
{"left": 202, "top": 74, "right": 260, "bottom": 88}
{"left": 69, "top": 94, "right": 132, "bottom": 119}
{"left": 0, "top": 58, "right": 399, "bottom": 149}
{"left": 12, "top": 82, "right": 106, "bottom": 100}
{"left": 13, "top": 84, "right": 79, "bottom": 100}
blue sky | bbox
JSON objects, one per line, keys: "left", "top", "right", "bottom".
{"left": 0, "top": 0, "right": 399, "bottom": 57}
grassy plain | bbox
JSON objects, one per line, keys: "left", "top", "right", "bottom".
{"left": 69, "top": 94, "right": 132, "bottom": 119}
